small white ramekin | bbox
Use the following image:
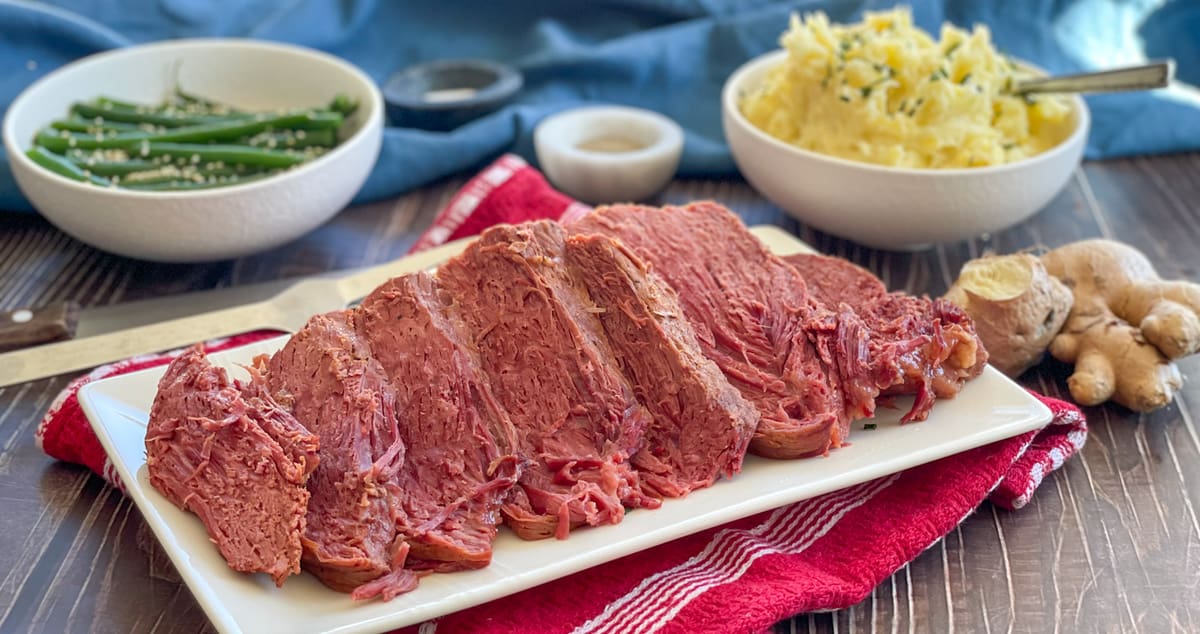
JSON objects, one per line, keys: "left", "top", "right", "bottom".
{"left": 533, "top": 105, "right": 683, "bottom": 204}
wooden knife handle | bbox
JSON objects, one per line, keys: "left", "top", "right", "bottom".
{"left": 0, "top": 301, "right": 80, "bottom": 352}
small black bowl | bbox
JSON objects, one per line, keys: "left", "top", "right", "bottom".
{"left": 382, "top": 59, "right": 523, "bottom": 131}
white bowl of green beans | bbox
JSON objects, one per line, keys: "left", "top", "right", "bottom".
{"left": 3, "top": 39, "right": 383, "bottom": 262}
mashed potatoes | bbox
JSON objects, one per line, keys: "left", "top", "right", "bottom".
{"left": 740, "top": 9, "right": 1074, "bottom": 168}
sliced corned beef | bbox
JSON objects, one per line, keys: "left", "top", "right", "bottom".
{"left": 564, "top": 234, "right": 759, "bottom": 497}
{"left": 436, "top": 220, "right": 658, "bottom": 540}
{"left": 146, "top": 345, "right": 318, "bottom": 588}
{"left": 356, "top": 272, "right": 522, "bottom": 570}
{"left": 571, "top": 202, "right": 876, "bottom": 457}
{"left": 785, "top": 253, "right": 988, "bottom": 421}
{"left": 266, "top": 311, "right": 418, "bottom": 600}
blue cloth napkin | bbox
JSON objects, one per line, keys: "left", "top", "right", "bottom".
{"left": 3, "top": 0, "right": 1198, "bottom": 213}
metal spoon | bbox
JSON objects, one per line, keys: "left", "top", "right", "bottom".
{"left": 1013, "top": 59, "right": 1175, "bottom": 95}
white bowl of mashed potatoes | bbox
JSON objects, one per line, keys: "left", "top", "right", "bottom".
{"left": 722, "top": 9, "right": 1088, "bottom": 250}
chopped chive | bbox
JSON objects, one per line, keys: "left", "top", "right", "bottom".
{"left": 864, "top": 423, "right": 878, "bottom": 430}
{"left": 860, "top": 75, "right": 888, "bottom": 98}
{"left": 907, "top": 97, "right": 925, "bottom": 116}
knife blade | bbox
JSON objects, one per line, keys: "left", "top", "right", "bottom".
{"left": 0, "top": 237, "right": 471, "bottom": 387}
{"left": 1, "top": 273, "right": 331, "bottom": 349}
{"left": 73, "top": 278, "right": 300, "bottom": 339}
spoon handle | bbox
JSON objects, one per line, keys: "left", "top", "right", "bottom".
{"left": 1014, "top": 59, "right": 1175, "bottom": 95}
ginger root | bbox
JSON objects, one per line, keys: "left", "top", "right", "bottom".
{"left": 944, "top": 253, "right": 1072, "bottom": 377}
{"left": 1041, "top": 239, "right": 1200, "bottom": 412}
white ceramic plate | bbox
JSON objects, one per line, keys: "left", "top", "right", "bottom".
{"left": 78, "top": 227, "right": 1052, "bottom": 634}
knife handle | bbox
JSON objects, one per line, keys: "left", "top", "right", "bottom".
{"left": 0, "top": 301, "right": 80, "bottom": 352}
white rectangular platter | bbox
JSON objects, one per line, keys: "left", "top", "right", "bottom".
{"left": 78, "top": 226, "right": 1052, "bottom": 634}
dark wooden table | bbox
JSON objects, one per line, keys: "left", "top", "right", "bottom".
{"left": 1, "top": 155, "right": 1198, "bottom": 633}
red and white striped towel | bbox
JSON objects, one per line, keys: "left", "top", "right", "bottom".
{"left": 35, "top": 154, "right": 1086, "bottom": 634}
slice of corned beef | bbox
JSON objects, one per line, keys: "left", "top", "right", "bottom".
{"left": 570, "top": 202, "right": 876, "bottom": 458}
{"left": 356, "top": 272, "right": 522, "bottom": 570}
{"left": 564, "top": 234, "right": 759, "bottom": 497}
{"left": 266, "top": 311, "right": 418, "bottom": 601}
{"left": 785, "top": 253, "right": 988, "bottom": 421}
{"left": 146, "top": 345, "right": 318, "bottom": 588}
{"left": 437, "top": 220, "right": 658, "bottom": 540}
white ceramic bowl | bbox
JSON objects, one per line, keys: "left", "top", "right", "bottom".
{"left": 534, "top": 105, "right": 683, "bottom": 204}
{"left": 722, "top": 50, "right": 1089, "bottom": 250}
{"left": 3, "top": 39, "right": 384, "bottom": 262}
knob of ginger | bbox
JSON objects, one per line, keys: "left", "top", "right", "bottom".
{"left": 944, "top": 253, "right": 1072, "bottom": 377}
{"left": 1041, "top": 240, "right": 1200, "bottom": 412}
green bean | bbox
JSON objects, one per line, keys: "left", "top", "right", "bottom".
{"left": 25, "top": 147, "right": 110, "bottom": 186}
{"left": 37, "top": 130, "right": 103, "bottom": 152}
{"left": 119, "top": 168, "right": 239, "bottom": 186}
{"left": 61, "top": 140, "right": 308, "bottom": 169}
{"left": 50, "top": 118, "right": 144, "bottom": 133}
{"left": 37, "top": 111, "right": 344, "bottom": 152}
{"left": 65, "top": 157, "right": 159, "bottom": 175}
{"left": 131, "top": 162, "right": 260, "bottom": 179}
{"left": 72, "top": 102, "right": 248, "bottom": 127}
{"left": 98, "top": 95, "right": 224, "bottom": 115}
{"left": 73, "top": 101, "right": 344, "bottom": 130}
{"left": 131, "top": 142, "right": 309, "bottom": 168}
{"left": 121, "top": 171, "right": 276, "bottom": 191}
{"left": 94, "top": 96, "right": 146, "bottom": 110}
{"left": 99, "top": 93, "right": 241, "bottom": 116}
{"left": 329, "top": 93, "right": 359, "bottom": 116}
{"left": 117, "top": 171, "right": 196, "bottom": 186}
{"left": 245, "top": 127, "right": 337, "bottom": 149}
{"left": 68, "top": 156, "right": 261, "bottom": 180}
{"left": 71, "top": 158, "right": 261, "bottom": 177}
{"left": 171, "top": 88, "right": 244, "bottom": 114}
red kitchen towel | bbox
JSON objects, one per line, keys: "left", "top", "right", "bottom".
{"left": 35, "top": 153, "right": 1086, "bottom": 633}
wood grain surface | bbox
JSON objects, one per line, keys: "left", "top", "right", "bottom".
{"left": 1, "top": 155, "right": 1198, "bottom": 633}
